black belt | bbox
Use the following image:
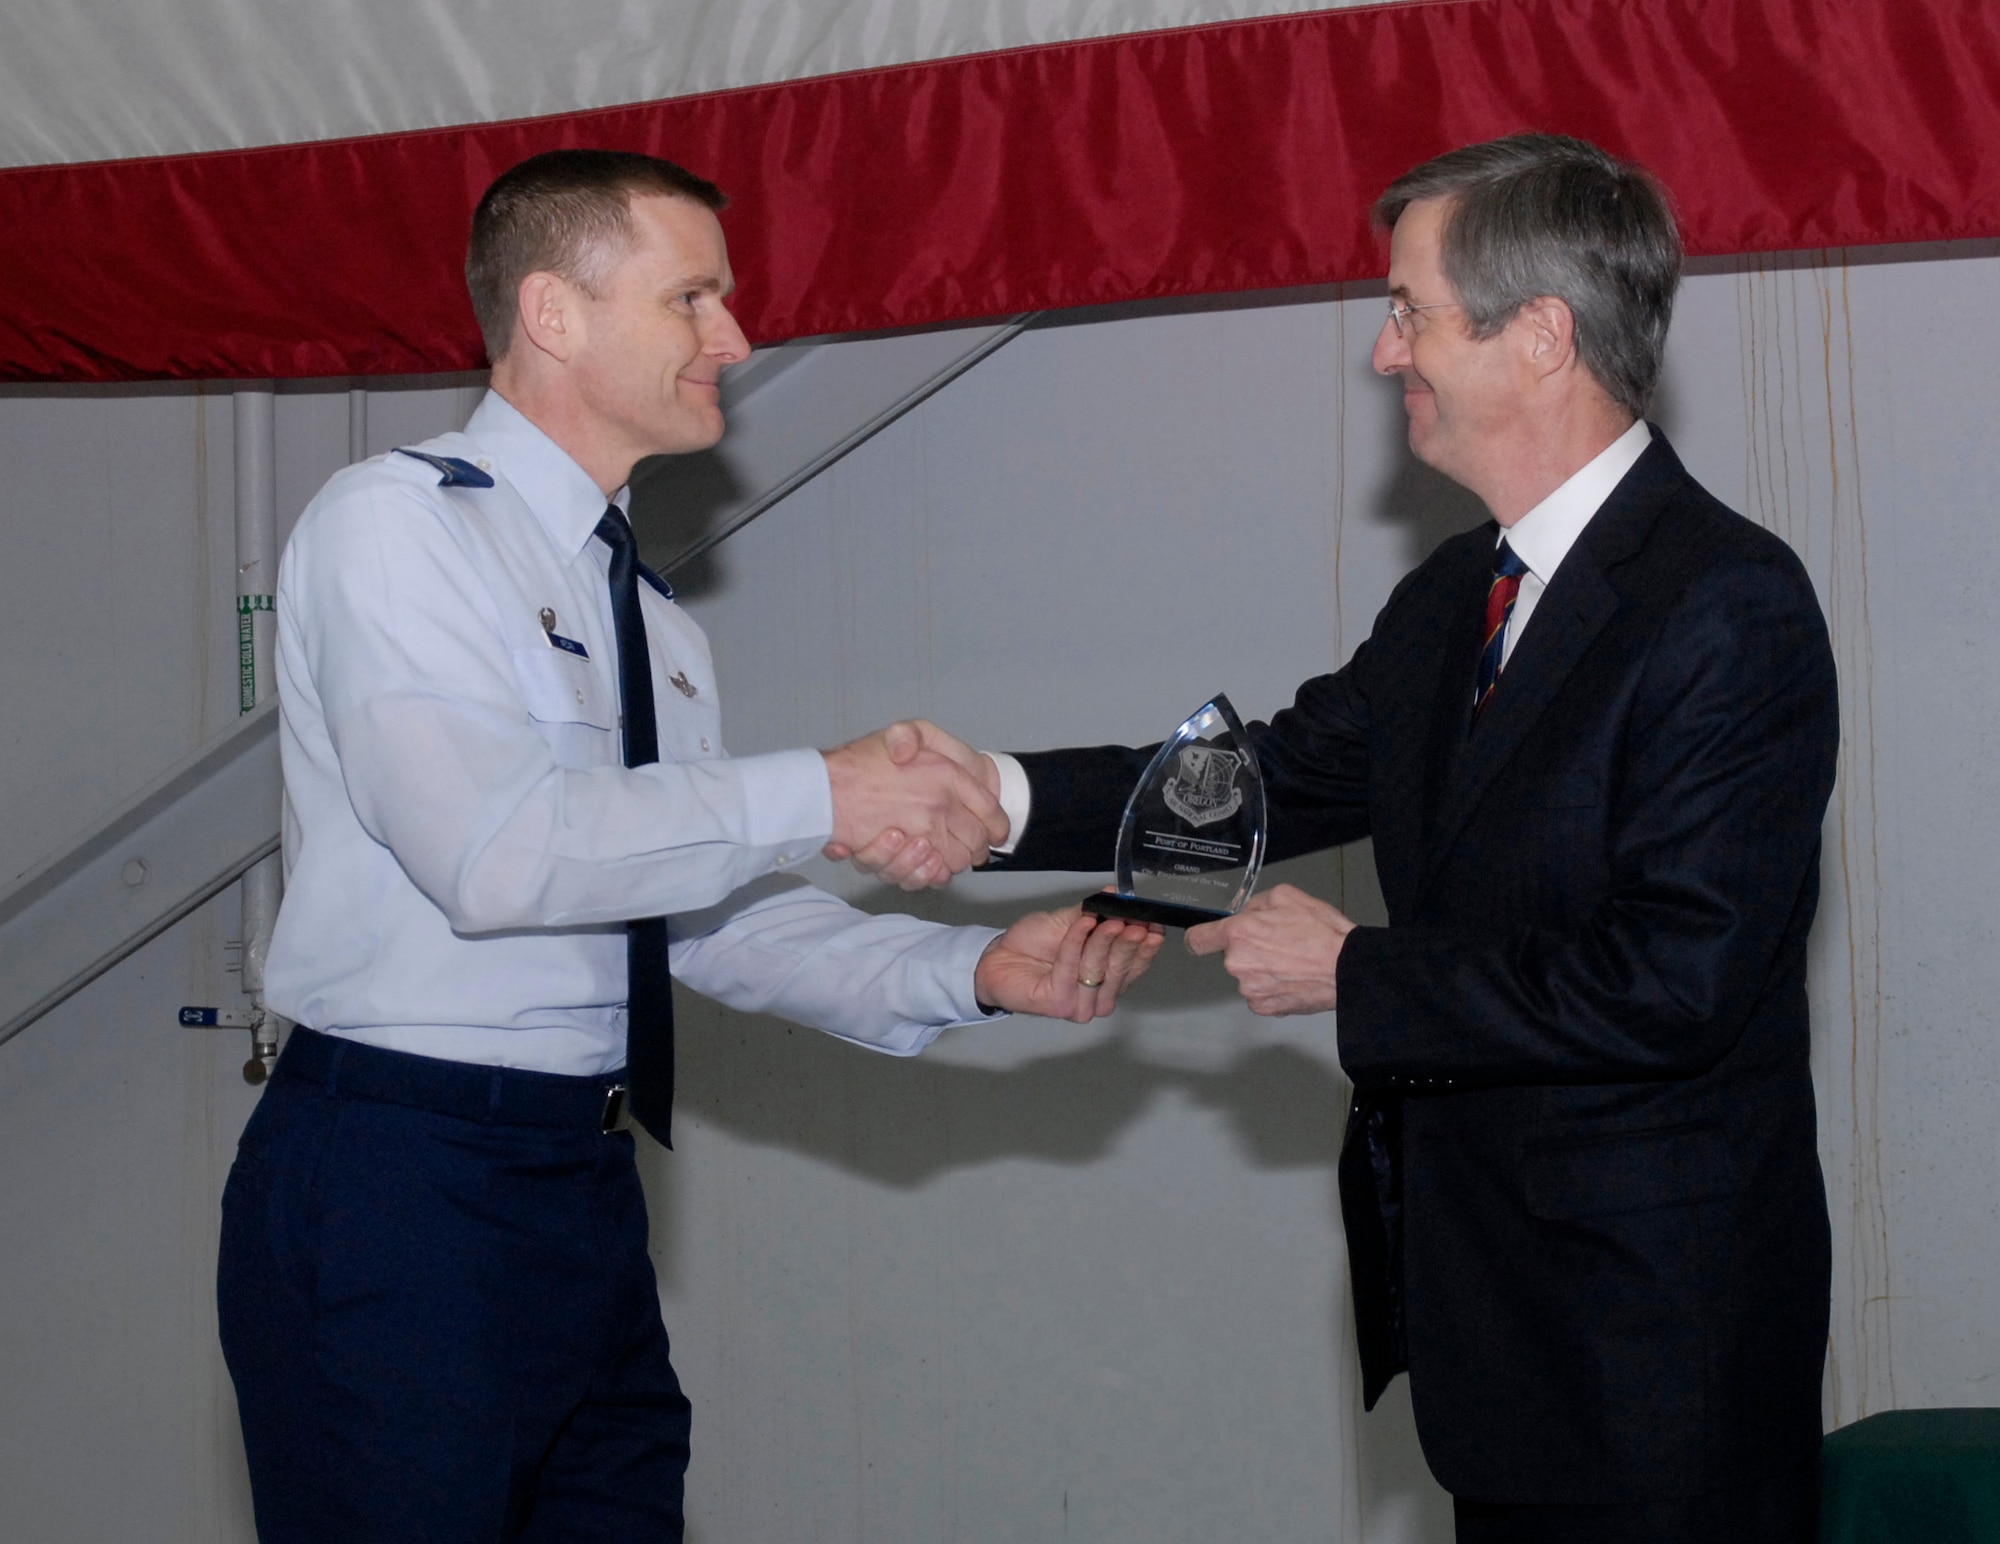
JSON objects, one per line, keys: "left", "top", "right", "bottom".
{"left": 275, "top": 1027, "right": 631, "bottom": 1133}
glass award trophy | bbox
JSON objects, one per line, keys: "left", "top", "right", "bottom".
{"left": 1081, "top": 695, "right": 1267, "bottom": 929}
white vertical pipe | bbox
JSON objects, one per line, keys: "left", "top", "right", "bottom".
{"left": 232, "top": 387, "right": 277, "bottom": 713}
{"left": 348, "top": 386, "right": 368, "bottom": 464}
{"left": 233, "top": 388, "right": 280, "bottom": 1005}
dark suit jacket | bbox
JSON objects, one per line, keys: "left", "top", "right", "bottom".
{"left": 997, "top": 433, "right": 1837, "bottom": 1505}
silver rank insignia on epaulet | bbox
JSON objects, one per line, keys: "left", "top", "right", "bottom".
{"left": 392, "top": 448, "right": 495, "bottom": 488}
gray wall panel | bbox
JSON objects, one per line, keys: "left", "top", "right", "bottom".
{"left": 1, "top": 249, "right": 1996, "bottom": 1541}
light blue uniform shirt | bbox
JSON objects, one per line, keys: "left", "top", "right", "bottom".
{"left": 265, "top": 390, "right": 997, "bottom": 1075}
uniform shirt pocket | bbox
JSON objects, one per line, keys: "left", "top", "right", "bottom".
{"left": 511, "top": 646, "right": 616, "bottom": 731}
{"left": 658, "top": 690, "right": 723, "bottom": 764}
{"left": 1523, "top": 1121, "right": 1738, "bottom": 1220}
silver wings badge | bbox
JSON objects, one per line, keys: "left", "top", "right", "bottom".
{"left": 1161, "top": 745, "right": 1246, "bottom": 828}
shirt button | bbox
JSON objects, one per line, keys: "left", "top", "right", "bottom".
{"left": 700, "top": 737, "right": 711, "bottom": 752}
{"left": 475, "top": 458, "right": 492, "bottom": 471}
{"left": 575, "top": 689, "right": 586, "bottom": 706}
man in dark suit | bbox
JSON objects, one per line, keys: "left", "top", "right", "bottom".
{"left": 845, "top": 134, "right": 1838, "bottom": 1542}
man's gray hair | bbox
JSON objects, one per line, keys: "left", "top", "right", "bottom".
{"left": 1374, "top": 134, "right": 1682, "bottom": 418}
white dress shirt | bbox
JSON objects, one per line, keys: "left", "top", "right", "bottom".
{"left": 1493, "top": 418, "right": 1651, "bottom": 670}
{"left": 985, "top": 420, "right": 1653, "bottom": 843}
{"left": 265, "top": 390, "right": 998, "bottom": 1075}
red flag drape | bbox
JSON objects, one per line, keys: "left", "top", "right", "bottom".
{"left": 3, "top": 0, "right": 1995, "bottom": 381}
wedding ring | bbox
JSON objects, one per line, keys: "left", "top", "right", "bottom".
{"left": 1077, "top": 974, "right": 1105, "bottom": 989}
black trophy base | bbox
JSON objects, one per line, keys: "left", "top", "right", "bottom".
{"left": 1083, "top": 892, "right": 1231, "bottom": 930}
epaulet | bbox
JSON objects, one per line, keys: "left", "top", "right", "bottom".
{"left": 640, "top": 567, "right": 676, "bottom": 602}
{"left": 391, "top": 448, "right": 495, "bottom": 488}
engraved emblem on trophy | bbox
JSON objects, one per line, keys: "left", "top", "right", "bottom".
{"left": 1081, "top": 694, "right": 1268, "bottom": 929}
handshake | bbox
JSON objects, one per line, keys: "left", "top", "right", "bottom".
{"left": 821, "top": 719, "right": 1357, "bottom": 1024}
{"left": 820, "top": 718, "right": 1008, "bottom": 890}
{"left": 820, "top": 720, "right": 1165, "bottom": 1024}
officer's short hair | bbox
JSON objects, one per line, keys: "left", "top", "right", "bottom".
{"left": 1373, "top": 134, "right": 1681, "bottom": 418}
{"left": 467, "top": 149, "right": 728, "bottom": 363}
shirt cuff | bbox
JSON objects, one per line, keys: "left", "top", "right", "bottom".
{"left": 730, "top": 747, "right": 835, "bottom": 860}
{"left": 828, "top": 924, "right": 1010, "bottom": 1056}
{"left": 986, "top": 751, "right": 1031, "bottom": 856}
{"left": 949, "top": 925, "right": 1012, "bottom": 1027}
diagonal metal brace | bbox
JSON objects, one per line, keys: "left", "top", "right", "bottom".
{"left": 0, "top": 701, "right": 280, "bottom": 1046}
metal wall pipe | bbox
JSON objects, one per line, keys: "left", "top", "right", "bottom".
{"left": 232, "top": 387, "right": 278, "bottom": 720}
{"left": 233, "top": 388, "right": 282, "bottom": 1072}
{"left": 348, "top": 385, "right": 367, "bottom": 464}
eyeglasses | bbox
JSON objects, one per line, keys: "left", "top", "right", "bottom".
{"left": 1386, "top": 299, "right": 1462, "bottom": 336}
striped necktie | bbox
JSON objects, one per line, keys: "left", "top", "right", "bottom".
{"left": 1473, "top": 538, "right": 1529, "bottom": 722}
{"left": 595, "top": 506, "right": 675, "bottom": 1146}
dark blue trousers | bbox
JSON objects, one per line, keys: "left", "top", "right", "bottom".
{"left": 218, "top": 1031, "right": 690, "bottom": 1542}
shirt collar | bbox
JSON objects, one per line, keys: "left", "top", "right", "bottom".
{"left": 462, "top": 389, "right": 629, "bottom": 563}
{"left": 1500, "top": 418, "right": 1652, "bottom": 584}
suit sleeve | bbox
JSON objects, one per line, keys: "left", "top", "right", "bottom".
{"left": 992, "top": 651, "right": 1378, "bottom": 877}
{"left": 991, "top": 555, "right": 1451, "bottom": 876}
{"left": 993, "top": 743, "right": 1156, "bottom": 873}
{"left": 1335, "top": 551, "right": 1839, "bottom": 1087}
{"left": 1254, "top": 654, "right": 1378, "bottom": 863}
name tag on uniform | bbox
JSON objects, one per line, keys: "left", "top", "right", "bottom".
{"left": 537, "top": 606, "right": 589, "bottom": 659}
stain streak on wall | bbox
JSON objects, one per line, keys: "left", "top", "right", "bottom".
{"left": 1736, "top": 252, "right": 1894, "bottom": 1425}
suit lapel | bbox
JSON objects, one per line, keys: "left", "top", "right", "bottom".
{"left": 1410, "top": 433, "right": 1680, "bottom": 911}
{"left": 1414, "top": 540, "right": 1493, "bottom": 874}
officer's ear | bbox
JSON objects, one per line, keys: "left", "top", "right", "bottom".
{"left": 514, "top": 271, "right": 579, "bottom": 364}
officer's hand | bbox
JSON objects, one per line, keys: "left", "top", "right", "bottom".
{"left": 973, "top": 906, "right": 1164, "bottom": 1023}
{"left": 822, "top": 722, "right": 1009, "bottom": 886}
{"left": 1185, "top": 884, "right": 1354, "bottom": 1016}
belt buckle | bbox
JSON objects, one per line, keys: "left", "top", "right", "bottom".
{"left": 601, "top": 1084, "right": 631, "bottom": 1134}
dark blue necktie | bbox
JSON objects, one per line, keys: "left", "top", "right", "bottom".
{"left": 596, "top": 506, "right": 674, "bottom": 1146}
{"left": 1473, "top": 538, "right": 1530, "bottom": 723}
